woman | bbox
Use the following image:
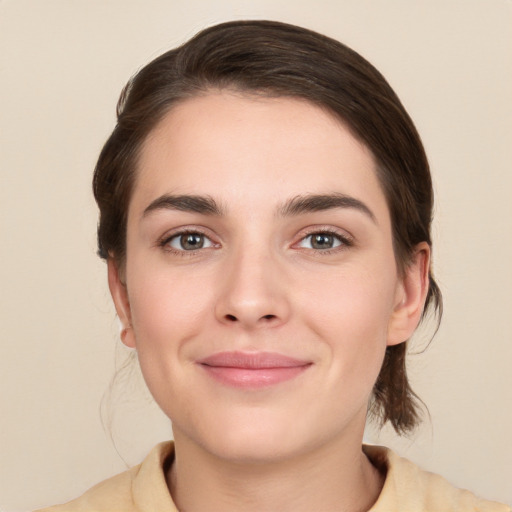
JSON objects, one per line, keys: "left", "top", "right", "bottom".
{"left": 38, "top": 20, "right": 509, "bottom": 512}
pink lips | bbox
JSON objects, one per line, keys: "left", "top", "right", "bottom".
{"left": 198, "top": 351, "right": 312, "bottom": 389}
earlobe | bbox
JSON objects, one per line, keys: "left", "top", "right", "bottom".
{"left": 387, "top": 242, "right": 430, "bottom": 347}
{"left": 107, "top": 258, "right": 136, "bottom": 348}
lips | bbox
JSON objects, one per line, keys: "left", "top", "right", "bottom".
{"left": 197, "top": 351, "right": 312, "bottom": 389}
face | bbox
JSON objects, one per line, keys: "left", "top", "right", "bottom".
{"left": 110, "top": 92, "right": 428, "bottom": 463}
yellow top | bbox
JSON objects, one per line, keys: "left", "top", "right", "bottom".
{"left": 36, "top": 442, "right": 510, "bottom": 512}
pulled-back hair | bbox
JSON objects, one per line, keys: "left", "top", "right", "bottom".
{"left": 93, "top": 19, "right": 442, "bottom": 434}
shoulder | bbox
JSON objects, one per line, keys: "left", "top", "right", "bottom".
{"left": 35, "top": 467, "right": 138, "bottom": 512}
{"left": 365, "top": 445, "right": 511, "bottom": 512}
{"left": 34, "top": 442, "right": 177, "bottom": 512}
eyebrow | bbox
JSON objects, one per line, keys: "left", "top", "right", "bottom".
{"left": 279, "top": 193, "right": 376, "bottom": 223}
{"left": 142, "top": 192, "right": 376, "bottom": 223}
{"left": 143, "top": 194, "right": 224, "bottom": 218}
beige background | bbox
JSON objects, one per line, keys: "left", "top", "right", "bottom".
{"left": 1, "top": 0, "right": 511, "bottom": 510}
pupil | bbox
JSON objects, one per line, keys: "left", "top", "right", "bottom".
{"left": 181, "top": 233, "right": 203, "bottom": 250}
{"left": 312, "top": 234, "right": 333, "bottom": 249}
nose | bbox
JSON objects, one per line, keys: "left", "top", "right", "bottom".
{"left": 215, "top": 246, "right": 291, "bottom": 329}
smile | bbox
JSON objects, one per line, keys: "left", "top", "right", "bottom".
{"left": 197, "top": 351, "right": 312, "bottom": 389}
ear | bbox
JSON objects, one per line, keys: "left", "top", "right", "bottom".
{"left": 387, "top": 242, "right": 430, "bottom": 347}
{"left": 107, "top": 258, "right": 136, "bottom": 348}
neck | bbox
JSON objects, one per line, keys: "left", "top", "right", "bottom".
{"left": 167, "top": 428, "right": 384, "bottom": 512}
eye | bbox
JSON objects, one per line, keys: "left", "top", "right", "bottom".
{"left": 297, "top": 232, "right": 347, "bottom": 250}
{"left": 166, "top": 232, "right": 214, "bottom": 251}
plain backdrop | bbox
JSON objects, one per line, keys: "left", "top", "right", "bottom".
{"left": 1, "top": 0, "right": 511, "bottom": 510}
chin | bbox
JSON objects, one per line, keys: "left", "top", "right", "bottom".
{"left": 206, "top": 428, "right": 305, "bottom": 465}
{"left": 178, "top": 403, "right": 350, "bottom": 466}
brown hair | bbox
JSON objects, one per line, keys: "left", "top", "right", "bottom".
{"left": 93, "top": 19, "right": 442, "bottom": 434}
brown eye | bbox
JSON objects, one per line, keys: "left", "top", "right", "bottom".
{"left": 168, "top": 232, "right": 213, "bottom": 251}
{"left": 311, "top": 234, "right": 335, "bottom": 249}
{"left": 298, "top": 232, "right": 345, "bottom": 250}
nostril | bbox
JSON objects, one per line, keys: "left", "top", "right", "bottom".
{"left": 224, "top": 313, "right": 276, "bottom": 322}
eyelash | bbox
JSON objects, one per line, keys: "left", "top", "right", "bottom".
{"left": 158, "top": 228, "right": 216, "bottom": 257}
{"left": 294, "top": 228, "right": 354, "bottom": 255}
{"left": 157, "top": 227, "right": 354, "bottom": 257}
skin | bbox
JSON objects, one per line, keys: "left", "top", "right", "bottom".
{"left": 109, "top": 92, "right": 430, "bottom": 512}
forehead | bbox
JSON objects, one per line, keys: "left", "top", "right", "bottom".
{"left": 132, "top": 92, "right": 387, "bottom": 219}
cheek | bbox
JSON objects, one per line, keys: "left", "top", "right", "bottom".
{"left": 303, "top": 260, "right": 396, "bottom": 333}
{"left": 300, "top": 261, "right": 397, "bottom": 379}
{"left": 128, "top": 269, "right": 213, "bottom": 346}
{"left": 124, "top": 260, "right": 216, "bottom": 393}
{"left": 124, "top": 270, "right": 216, "bottom": 423}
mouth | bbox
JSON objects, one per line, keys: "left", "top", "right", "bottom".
{"left": 197, "top": 351, "right": 312, "bottom": 389}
